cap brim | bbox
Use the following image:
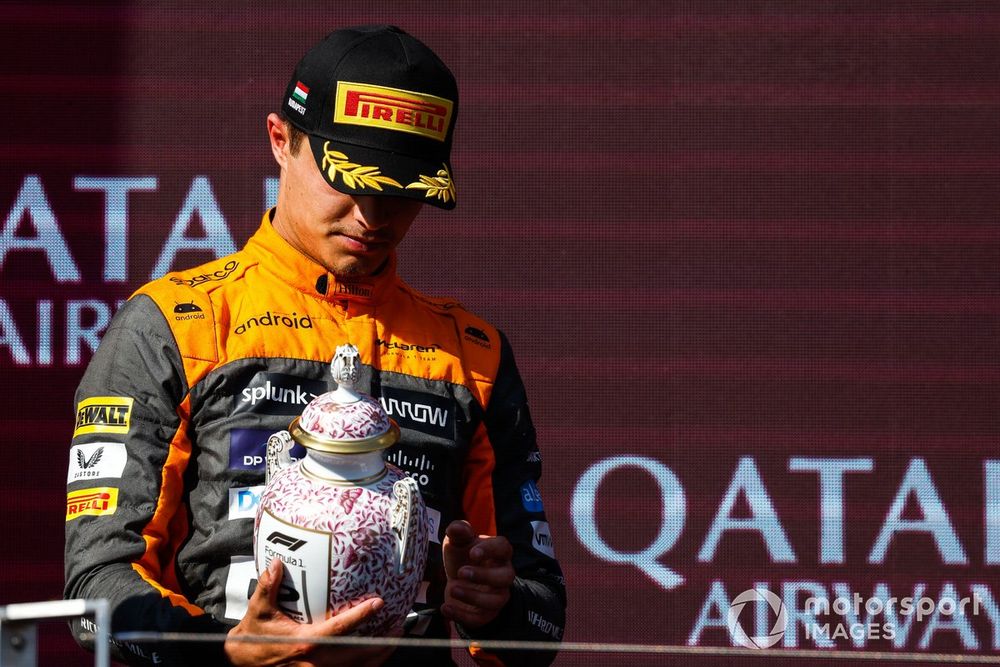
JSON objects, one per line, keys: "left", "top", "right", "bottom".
{"left": 308, "top": 135, "right": 456, "bottom": 210}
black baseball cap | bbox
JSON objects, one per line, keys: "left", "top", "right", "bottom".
{"left": 282, "top": 25, "right": 458, "bottom": 210}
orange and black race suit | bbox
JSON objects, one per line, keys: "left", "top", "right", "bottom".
{"left": 64, "top": 213, "right": 565, "bottom": 666}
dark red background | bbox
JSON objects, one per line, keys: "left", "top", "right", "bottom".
{"left": 2, "top": 2, "right": 999, "bottom": 664}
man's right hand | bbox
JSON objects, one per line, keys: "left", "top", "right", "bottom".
{"left": 224, "top": 559, "right": 394, "bottom": 666}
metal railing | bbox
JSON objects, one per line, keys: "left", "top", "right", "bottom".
{"left": 5, "top": 600, "right": 1000, "bottom": 665}
{"left": 0, "top": 599, "right": 108, "bottom": 667}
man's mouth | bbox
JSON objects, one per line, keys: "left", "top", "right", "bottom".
{"left": 337, "top": 233, "right": 388, "bottom": 253}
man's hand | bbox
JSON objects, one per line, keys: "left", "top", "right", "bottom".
{"left": 224, "top": 559, "right": 395, "bottom": 666}
{"left": 441, "top": 520, "right": 515, "bottom": 629}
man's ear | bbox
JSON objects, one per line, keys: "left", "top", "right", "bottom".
{"left": 266, "top": 113, "right": 290, "bottom": 168}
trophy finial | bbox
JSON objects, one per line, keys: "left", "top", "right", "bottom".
{"left": 331, "top": 344, "right": 361, "bottom": 395}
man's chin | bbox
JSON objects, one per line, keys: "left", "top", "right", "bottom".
{"left": 329, "top": 256, "right": 385, "bottom": 280}
{"left": 331, "top": 268, "right": 366, "bottom": 280}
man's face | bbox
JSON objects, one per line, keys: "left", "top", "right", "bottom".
{"left": 269, "top": 115, "right": 423, "bottom": 278}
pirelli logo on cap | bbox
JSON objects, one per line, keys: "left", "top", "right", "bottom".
{"left": 66, "top": 487, "right": 119, "bottom": 521}
{"left": 74, "top": 396, "right": 133, "bottom": 438}
{"left": 334, "top": 82, "right": 453, "bottom": 142}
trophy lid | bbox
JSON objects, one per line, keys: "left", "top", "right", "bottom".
{"left": 290, "top": 344, "right": 399, "bottom": 454}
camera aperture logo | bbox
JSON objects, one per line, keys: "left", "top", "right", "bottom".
{"left": 727, "top": 588, "right": 986, "bottom": 649}
{"left": 728, "top": 589, "right": 787, "bottom": 649}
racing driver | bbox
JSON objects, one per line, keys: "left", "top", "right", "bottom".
{"left": 64, "top": 24, "right": 565, "bottom": 666}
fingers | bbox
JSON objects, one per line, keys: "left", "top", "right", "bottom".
{"left": 443, "top": 524, "right": 513, "bottom": 579}
{"left": 226, "top": 564, "right": 388, "bottom": 667}
{"left": 444, "top": 520, "right": 476, "bottom": 547}
{"left": 447, "top": 585, "right": 510, "bottom": 613}
{"left": 248, "top": 559, "right": 284, "bottom": 619}
{"left": 441, "top": 582, "right": 511, "bottom": 629}
{"left": 317, "top": 598, "right": 385, "bottom": 636}
{"left": 442, "top": 534, "right": 515, "bottom": 630}
{"left": 446, "top": 534, "right": 515, "bottom": 590}
{"left": 442, "top": 520, "right": 476, "bottom": 578}
{"left": 457, "top": 562, "right": 515, "bottom": 589}
{"left": 467, "top": 536, "right": 513, "bottom": 565}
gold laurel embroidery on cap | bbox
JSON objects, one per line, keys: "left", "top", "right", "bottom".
{"left": 405, "top": 164, "right": 456, "bottom": 204}
{"left": 321, "top": 142, "right": 403, "bottom": 191}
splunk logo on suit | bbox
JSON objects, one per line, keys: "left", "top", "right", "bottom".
{"left": 233, "top": 311, "right": 313, "bottom": 336}
{"left": 235, "top": 373, "right": 326, "bottom": 416}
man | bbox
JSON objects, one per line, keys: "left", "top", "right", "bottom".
{"left": 64, "top": 25, "right": 565, "bottom": 666}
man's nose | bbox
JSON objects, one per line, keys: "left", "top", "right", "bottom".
{"left": 353, "top": 196, "right": 394, "bottom": 230}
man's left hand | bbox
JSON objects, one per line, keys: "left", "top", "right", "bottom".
{"left": 441, "top": 520, "right": 515, "bottom": 628}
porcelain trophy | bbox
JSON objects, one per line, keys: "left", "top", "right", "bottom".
{"left": 253, "top": 344, "right": 429, "bottom": 634}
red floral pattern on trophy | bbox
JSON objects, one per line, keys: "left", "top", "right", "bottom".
{"left": 253, "top": 344, "right": 429, "bottom": 634}
{"left": 298, "top": 392, "right": 391, "bottom": 442}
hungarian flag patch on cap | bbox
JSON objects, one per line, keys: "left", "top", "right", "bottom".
{"left": 292, "top": 81, "right": 309, "bottom": 103}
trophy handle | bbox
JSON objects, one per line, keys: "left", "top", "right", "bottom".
{"left": 265, "top": 431, "right": 294, "bottom": 485}
{"left": 390, "top": 477, "right": 421, "bottom": 575}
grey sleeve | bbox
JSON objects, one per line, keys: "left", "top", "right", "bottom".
{"left": 63, "top": 295, "right": 228, "bottom": 666}
{"left": 457, "top": 331, "right": 566, "bottom": 666}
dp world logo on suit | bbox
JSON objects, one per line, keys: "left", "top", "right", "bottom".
{"left": 728, "top": 588, "right": 787, "bottom": 649}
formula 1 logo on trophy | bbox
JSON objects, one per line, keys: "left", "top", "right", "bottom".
{"left": 253, "top": 343, "right": 429, "bottom": 634}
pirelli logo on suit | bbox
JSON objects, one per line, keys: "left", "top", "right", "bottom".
{"left": 73, "top": 396, "right": 133, "bottom": 438}
{"left": 66, "top": 487, "right": 119, "bottom": 521}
